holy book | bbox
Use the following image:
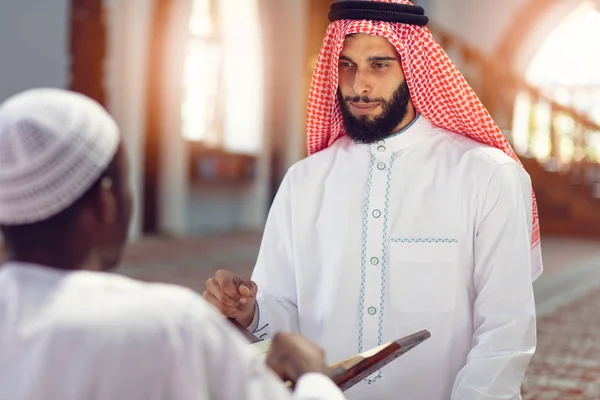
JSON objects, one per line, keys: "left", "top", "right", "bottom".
{"left": 228, "top": 319, "right": 431, "bottom": 391}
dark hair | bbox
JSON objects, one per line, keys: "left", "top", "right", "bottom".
{"left": 0, "top": 153, "right": 121, "bottom": 249}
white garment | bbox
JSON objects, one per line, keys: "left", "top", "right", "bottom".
{"left": 0, "top": 262, "right": 345, "bottom": 400}
{"left": 251, "top": 116, "right": 542, "bottom": 399}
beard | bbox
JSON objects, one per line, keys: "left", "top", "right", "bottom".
{"left": 337, "top": 81, "right": 411, "bottom": 144}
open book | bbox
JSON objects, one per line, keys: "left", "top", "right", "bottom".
{"left": 228, "top": 319, "right": 431, "bottom": 391}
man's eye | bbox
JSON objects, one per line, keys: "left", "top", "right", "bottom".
{"left": 339, "top": 62, "right": 354, "bottom": 68}
{"left": 374, "top": 63, "right": 387, "bottom": 69}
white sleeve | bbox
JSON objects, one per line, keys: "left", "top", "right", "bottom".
{"left": 250, "top": 172, "right": 300, "bottom": 339}
{"left": 168, "top": 295, "right": 344, "bottom": 400}
{"left": 294, "top": 374, "right": 346, "bottom": 400}
{"left": 451, "top": 163, "right": 537, "bottom": 399}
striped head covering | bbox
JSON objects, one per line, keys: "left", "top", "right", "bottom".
{"left": 306, "top": 0, "right": 540, "bottom": 249}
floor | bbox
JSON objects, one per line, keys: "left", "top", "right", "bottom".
{"left": 115, "top": 232, "right": 600, "bottom": 399}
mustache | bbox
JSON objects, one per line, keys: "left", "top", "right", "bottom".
{"left": 343, "top": 95, "right": 386, "bottom": 104}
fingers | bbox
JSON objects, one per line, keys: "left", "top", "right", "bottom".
{"left": 266, "top": 332, "right": 328, "bottom": 384}
{"left": 265, "top": 333, "right": 292, "bottom": 381}
{"left": 215, "top": 269, "right": 244, "bottom": 302}
{"left": 238, "top": 280, "right": 258, "bottom": 299}
{"left": 203, "top": 270, "right": 258, "bottom": 322}
{"left": 205, "top": 277, "right": 239, "bottom": 308}
{"left": 266, "top": 358, "right": 292, "bottom": 384}
{"left": 202, "top": 290, "right": 246, "bottom": 319}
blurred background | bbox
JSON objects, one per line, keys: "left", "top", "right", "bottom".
{"left": 1, "top": 0, "right": 600, "bottom": 398}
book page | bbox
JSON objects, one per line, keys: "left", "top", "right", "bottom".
{"left": 250, "top": 339, "right": 272, "bottom": 357}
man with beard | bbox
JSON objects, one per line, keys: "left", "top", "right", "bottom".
{"left": 203, "top": 1, "right": 542, "bottom": 399}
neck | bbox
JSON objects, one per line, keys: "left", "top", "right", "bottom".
{"left": 5, "top": 243, "right": 97, "bottom": 272}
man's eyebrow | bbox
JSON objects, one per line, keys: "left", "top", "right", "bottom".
{"left": 338, "top": 55, "right": 398, "bottom": 63}
{"left": 368, "top": 56, "right": 398, "bottom": 62}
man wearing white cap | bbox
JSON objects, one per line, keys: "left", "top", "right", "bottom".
{"left": 0, "top": 88, "right": 345, "bottom": 400}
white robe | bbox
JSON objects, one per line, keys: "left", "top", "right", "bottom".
{"left": 250, "top": 115, "right": 543, "bottom": 399}
{"left": 0, "top": 262, "right": 344, "bottom": 400}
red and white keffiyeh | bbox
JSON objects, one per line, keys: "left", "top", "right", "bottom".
{"left": 305, "top": 0, "right": 540, "bottom": 248}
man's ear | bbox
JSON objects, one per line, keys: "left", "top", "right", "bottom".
{"left": 98, "top": 177, "right": 117, "bottom": 225}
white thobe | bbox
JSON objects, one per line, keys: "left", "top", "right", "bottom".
{"left": 0, "top": 262, "right": 345, "bottom": 400}
{"left": 250, "top": 115, "right": 543, "bottom": 399}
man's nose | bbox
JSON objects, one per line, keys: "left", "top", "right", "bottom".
{"left": 352, "top": 69, "right": 372, "bottom": 96}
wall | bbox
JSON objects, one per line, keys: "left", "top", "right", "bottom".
{"left": 0, "top": 0, "right": 69, "bottom": 103}
{"left": 427, "top": 0, "right": 528, "bottom": 57}
{"left": 187, "top": 185, "right": 260, "bottom": 235}
{"left": 0, "top": 0, "right": 68, "bottom": 248}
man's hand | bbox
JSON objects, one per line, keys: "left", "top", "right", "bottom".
{"left": 266, "top": 332, "right": 329, "bottom": 385}
{"left": 203, "top": 269, "right": 258, "bottom": 328}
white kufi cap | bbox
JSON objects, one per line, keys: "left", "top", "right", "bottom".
{"left": 0, "top": 88, "right": 120, "bottom": 225}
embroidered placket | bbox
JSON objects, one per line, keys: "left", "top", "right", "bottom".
{"left": 358, "top": 143, "right": 395, "bottom": 384}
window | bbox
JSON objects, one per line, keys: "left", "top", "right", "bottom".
{"left": 181, "top": 0, "right": 222, "bottom": 145}
{"left": 181, "top": 0, "right": 264, "bottom": 155}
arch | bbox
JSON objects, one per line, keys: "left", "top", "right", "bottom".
{"left": 495, "top": 0, "right": 584, "bottom": 75}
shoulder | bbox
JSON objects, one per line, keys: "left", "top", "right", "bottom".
{"left": 57, "top": 271, "right": 214, "bottom": 334}
{"left": 78, "top": 270, "right": 199, "bottom": 303}
{"left": 433, "top": 126, "right": 517, "bottom": 168}
{"left": 283, "top": 135, "right": 357, "bottom": 186}
{"left": 430, "top": 125, "right": 531, "bottom": 187}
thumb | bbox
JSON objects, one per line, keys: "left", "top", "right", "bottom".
{"left": 239, "top": 281, "right": 258, "bottom": 297}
